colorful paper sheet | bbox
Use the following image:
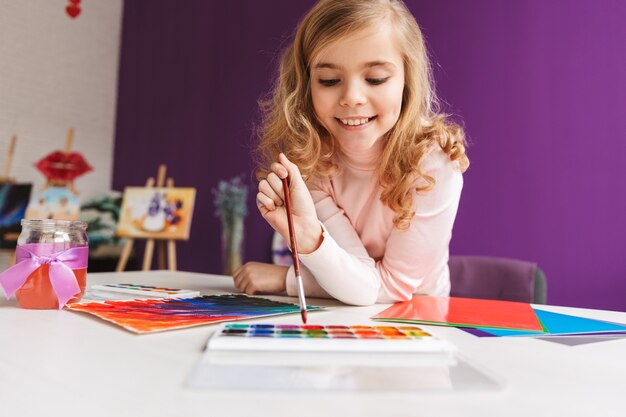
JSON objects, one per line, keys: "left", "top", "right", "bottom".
{"left": 466, "top": 308, "right": 626, "bottom": 337}
{"left": 67, "top": 294, "right": 323, "bottom": 334}
{"left": 372, "top": 296, "right": 544, "bottom": 332}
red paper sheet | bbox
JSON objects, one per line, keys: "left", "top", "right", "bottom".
{"left": 372, "top": 296, "right": 544, "bottom": 332}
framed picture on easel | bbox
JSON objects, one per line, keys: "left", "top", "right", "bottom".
{"left": 115, "top": 165, "right": 194, "bottom": 272}
{"left": 116, "top": 186, "right": 196, "bottom": 240}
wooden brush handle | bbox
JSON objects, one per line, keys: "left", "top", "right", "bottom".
{"left": 282, "top": 176, "right": 301, "bottom": 277}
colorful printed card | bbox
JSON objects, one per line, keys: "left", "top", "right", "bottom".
{"left": 90, "top": 283, "right": 200, "bottom": 299}
{"left": 372, "top": 295, "right": 544, "bottom": 332}
{"left": 67, "top": 294, "right": 323, "bottom": 334}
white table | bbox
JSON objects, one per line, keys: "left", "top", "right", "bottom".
{"left": 1, "top": 270, "right": 625, "bottom": 417}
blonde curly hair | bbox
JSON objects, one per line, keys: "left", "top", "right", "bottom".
{"left": 256, "top": 0, "right": 469, "bottom": 229}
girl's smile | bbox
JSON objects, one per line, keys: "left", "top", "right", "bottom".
{"left": 336, "top": 115, "right": 378, "bottom": 130}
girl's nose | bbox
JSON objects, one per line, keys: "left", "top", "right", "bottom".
{"left": 339, "top": 80, "right": 367, "bottom": 107}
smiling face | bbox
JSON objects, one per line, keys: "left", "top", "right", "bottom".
{"left": 310, "top": 23, "right": 405, "bottom": 155}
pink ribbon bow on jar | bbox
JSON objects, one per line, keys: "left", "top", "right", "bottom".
{"left": 0, "top": 245, "right": 88, "bottom": 309}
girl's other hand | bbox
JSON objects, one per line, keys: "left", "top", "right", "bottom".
{"left": 256, "top": 153, "right": 322, "bottom": 254}
{"left": 232, "top": 262, "right": 288, "bottom": 295}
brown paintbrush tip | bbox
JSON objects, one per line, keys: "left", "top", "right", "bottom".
{"left": 301, "top": 309, "right": 307, "bottom": 324}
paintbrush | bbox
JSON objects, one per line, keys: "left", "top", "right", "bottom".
{"left": 282, "top": 176, "right": 308, "bottom": 323}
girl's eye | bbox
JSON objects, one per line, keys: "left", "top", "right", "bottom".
{"left": 366, "top": 77, "right": 390, "bottom": 85}
{"left": 318, "top": 79, "right": 340, "bottom": 87}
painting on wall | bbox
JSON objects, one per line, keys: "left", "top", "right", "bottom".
{"left": 25, "top": 186, "right": 81, "bottom": 220}
{"left": 0, "top": 183, "right": 33, "bottom": 248}
{"left": 116, "top": 187, "right": 196, "bottom": 240}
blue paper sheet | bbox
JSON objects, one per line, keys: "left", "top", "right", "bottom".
{"left": 474, "top": 308, "right": 626, "bottom": 337}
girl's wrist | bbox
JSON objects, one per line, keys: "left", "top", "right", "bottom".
{"left": 295, "top": 220, "right": 324, "bottom": 255}
{"left": 278, "top": 265, "right": 288, "bottom": 292}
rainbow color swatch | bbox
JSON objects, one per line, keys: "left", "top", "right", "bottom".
{"left": 67, "top": 294, "right": 322, "bottom": 334}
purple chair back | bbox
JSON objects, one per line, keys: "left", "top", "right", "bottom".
{"left": 449, "top": 255, "right": 546, "bottom": 304}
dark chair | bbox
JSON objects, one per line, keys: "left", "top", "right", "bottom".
{"left": 448, "top": 255, "right": 547, "bottom": 304}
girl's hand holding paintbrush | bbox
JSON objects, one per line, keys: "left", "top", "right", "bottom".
{"left": 233, "top": 153, "right": 322, "bottom": 297}
{"left": 255, "top": 152, "right": 313, "bottom": 322}
{"left": 255, "top": 153, "right": 323, "bottom": 254}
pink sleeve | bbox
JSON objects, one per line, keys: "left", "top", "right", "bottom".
{"left": 378, "top": 150, "right": 462, "bottom": 301}
{"left": 285, "top": 149, "right": 463, "bottom": 305}
{"left": 285, "top": 263, "right": 332, "bottom": 299}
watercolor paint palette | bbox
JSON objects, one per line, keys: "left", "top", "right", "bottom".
{"left": 90, "top": 283, "right": 200, "bottom": 299}
{"left": 67, "top": 294, "right": 323, "bottom": 334}
{"left": 207, "top": 323, "right": 455, "bottom": 353}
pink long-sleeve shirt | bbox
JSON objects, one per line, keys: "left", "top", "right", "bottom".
{"left": 285, "top": 141, "right": 464, "bottom": 306}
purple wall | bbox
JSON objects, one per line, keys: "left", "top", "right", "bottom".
{"left": 114, "top": 0, "right": 316, "bottom": 275}
{"left": 410, "top": 0, "right": 626, "bottom": 311}
{"left": 114, "top": 1, "right": 626, "bottom": 311}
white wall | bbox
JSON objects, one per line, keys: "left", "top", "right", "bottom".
{"left": 0, "top": 0, "right": 123, "bottom": 201}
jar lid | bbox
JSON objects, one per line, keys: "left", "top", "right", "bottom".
{"left": 21, "top": 219, "right": 88, "bottom": 231}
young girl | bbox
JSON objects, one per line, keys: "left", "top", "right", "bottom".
{"left": 233, "top": 0, "right": 469, "bottom": 305}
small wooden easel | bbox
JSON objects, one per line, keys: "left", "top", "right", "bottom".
{"left": 116, "top": 164, "right": 178, "bottom": 272}
{"left": 0, "top": 135, "right": 17, "bottom": 184}
{"left": 1, "top": 135, "right": 18, "bottom": 266}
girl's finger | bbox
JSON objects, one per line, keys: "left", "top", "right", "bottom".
{"left": 255, "top": 191, "right": 275, "bottom": 211}
{"left": 241, "top": 279, "right": 256, "bottom": 295}
{"left": 235, "top": 274, "right": 251, "bottom": 293}
{"left": 232, "top": 265, "right": 243, "bottom": 282}
{"left": 266, "top": 172, "right": 284, "bottom": 201}
{"left": 270, "top": 161, "right": 289, "bottom": 179}
{"left": 258, "top": 179, "right": 282, "bottom": 206}
{"left": 232, "top": 270, "right": 243, "bottom": 289}
{"left": 278, "top": 153, "right": 301, "bottom": 179}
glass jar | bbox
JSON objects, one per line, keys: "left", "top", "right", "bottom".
{"left": 15, "top": 219, "right": 88, "bottom": 309}
{"left": 221, "top": 215, "right": 244, "bottom": 276}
